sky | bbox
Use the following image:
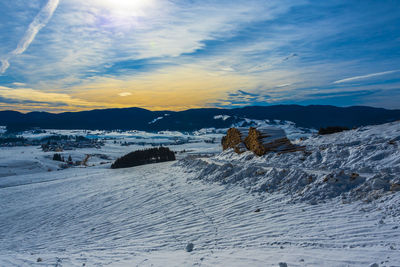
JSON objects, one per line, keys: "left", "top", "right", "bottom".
{"left": 0, "top": 0, "right": 399, "bottom": 112}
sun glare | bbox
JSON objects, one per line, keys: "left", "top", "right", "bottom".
{"left": 95, "top": 0, "right": 155, "bottom": 18}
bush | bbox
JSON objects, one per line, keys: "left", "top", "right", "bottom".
{"left": 318, "top": 126, "right": 349, "bottom": 135}
{"left": 111, "top": 147, "right": 175, "bottom": 169}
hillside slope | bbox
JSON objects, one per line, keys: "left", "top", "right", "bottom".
{"left": 0, "top": 162, "right": 399, "bottom": 266}
{"left": 1, "top": 122, "right": 400, "bottom": 266}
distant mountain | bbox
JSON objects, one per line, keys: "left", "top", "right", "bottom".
{"left": 1, "top": 105, "right": 400, "bottom": 132}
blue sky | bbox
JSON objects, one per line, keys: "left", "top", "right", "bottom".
{"left": 0, "top": 0, "right": 399, "bottom": 112}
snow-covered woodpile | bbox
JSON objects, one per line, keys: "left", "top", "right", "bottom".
{"left": 221, "top": 127, "right": 248, "bottom": 153}
{"left": 245, "top": 127, "right": 304, "bottom": 155}
{"left": 222, "top": 126, "right": 304, "bottom": 156}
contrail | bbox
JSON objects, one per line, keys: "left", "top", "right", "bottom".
{"left": 0, "top": 0, "right": 60, "bottom": 74}
{"left": 333, "top": 69, "right": 400, "bottom": 84}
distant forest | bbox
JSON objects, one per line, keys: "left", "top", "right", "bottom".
{"left": 1, "top": 105, "right": 400, "bottom": 131}
{"left": 111, "top": 147, "right": 176, "bottom": 169}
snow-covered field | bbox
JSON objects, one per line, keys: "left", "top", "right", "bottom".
{"left": 1, "top": 121, "right": 400, "bottom": 266}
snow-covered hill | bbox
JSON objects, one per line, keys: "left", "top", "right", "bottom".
{"left": 0, "top": 121, "right": 400, "bottom": 266}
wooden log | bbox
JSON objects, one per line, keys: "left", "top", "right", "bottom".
{"left": 221, "top": 127, "right": 248, "bottom": 153}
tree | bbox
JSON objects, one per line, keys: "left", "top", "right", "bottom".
{"left": 52, "top": 153, "right": 63, "bottom": 161}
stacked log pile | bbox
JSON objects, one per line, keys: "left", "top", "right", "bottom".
{"left": 221, "top": 127, "right": 248, "bottom": 153}
{"left": 222, "top": 126, "right": 305, "bottom": 156}
{"left": 245, "top": 127, "right": 304, "bottom": 156}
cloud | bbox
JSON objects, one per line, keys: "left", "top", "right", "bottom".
{"left": 118, "top": 92, "right": 132, "bottom": 97}
{"left": 0, "top": 95, "right": 68, "bottom": 106}
{"left": 0, "top": 59, "right": 10, "bottom": 73}
{"left": 11, "top": 82, "right": 27, "bottom": 87}
{"left": 3, "top": 0, "right": 305, "bottom": 85}
{"left": 306, "top": 89, "right": 379, "bottom": 98}
{"left": 0, "top": 0, "right": 59, "bottom": 74}
{"left": 237, "top": 90, "right": 259, "bottom": 96}
{"left": 333, "top": 70, "right": 400, "bottom": 84}
{"left": 217, "top": 89, "right": 272, "bottom": 107}
{"left": 276, "top": 83, "right": 292, "bottom": 88}
{"left": 0, "top": 85, "right": 111, "bottom": 111}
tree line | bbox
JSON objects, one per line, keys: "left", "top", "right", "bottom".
{"left": 111, "top": 147, "right": 176, "bottom": 169}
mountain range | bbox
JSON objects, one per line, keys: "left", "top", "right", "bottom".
{"left": 1, "top": 105, "right": 400, "bottom": 132}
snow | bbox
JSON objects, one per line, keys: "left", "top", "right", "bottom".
{"left": 235, "top": 119, "right": 316, "bottom": 140}
{"left": 1, "top": 121, "right": 400, "bottom": 266}
{"left": 214, "top": 115, "right": 231, "bottom": 121}
{"left": 1, "top": 162, "right": 399, "bottom": 266}
{"left": 256, "top": 126, "right": 287, "bottom": 143}
{"left": 148, "top": 116, "right": 164, "bottom": 124}
{"left": 180, "top": 120, "right": 400, "bottom": 204}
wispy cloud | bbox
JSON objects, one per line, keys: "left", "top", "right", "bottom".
{"left": 333, "top": 70, "right": 400, "bottom": 84}
{"left": 3, "top": 0, "right": 305, "bottom": 86}
{"left": 276, "top": 83, "right": 292, "bottom": 88}
{"left": 11, "top": 82, "right": 27, "bottom": 87}
{"left": 0, "top": 59, "right": 10, "bottom": 74}
{"left": 0, "top": 0, "right": 59, "bottom": 73}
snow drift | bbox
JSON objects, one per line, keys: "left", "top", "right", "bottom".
{"left": 178, "top": 120, "right": 400, "bottom": 204}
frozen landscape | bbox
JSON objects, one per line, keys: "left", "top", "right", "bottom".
{"left": 2, "top": 0, "right": 400, "bottom": 266}
{"left": 0, "top": 120, "right": 400, "bottom": 266}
